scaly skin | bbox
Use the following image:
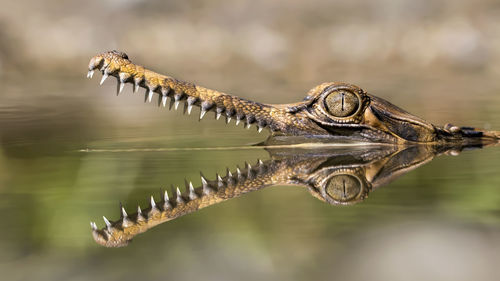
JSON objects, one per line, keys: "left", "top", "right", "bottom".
{"left": 91, "top": 143, "right": 477, "bottom": 247}
{"left": 87, "top": 50, "right": 500, "bottom": 145}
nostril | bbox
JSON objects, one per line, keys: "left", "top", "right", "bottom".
{"left": 111, "top": 50, "right": 128, "bottom": 60}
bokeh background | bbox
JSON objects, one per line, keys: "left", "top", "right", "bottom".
{"left": 1, "top": 0, "right": 500, "bottom": 280}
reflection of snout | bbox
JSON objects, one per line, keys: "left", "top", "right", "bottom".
{"left": 366, "top": 96, "right": 437, "bottom": 143}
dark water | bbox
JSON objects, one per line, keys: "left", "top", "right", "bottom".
{"left": 1, "top": 77, "right": 500, "bottom": 281}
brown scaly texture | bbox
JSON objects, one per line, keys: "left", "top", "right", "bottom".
{"left": 87, "top": 50, "right": 324, "bottom": 135}
{"left": 88, "top": 51, "right": 499, "bottom": 145}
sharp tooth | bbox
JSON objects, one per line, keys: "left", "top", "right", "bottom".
{"left": 217, "top": 174, "right": 224, "bottom": 187}
{"left": 188, "top": 182, "right": 197, "bottom": 199}
{"left": 87, "top": 70, "right": 94, "bottom": 79}
{"left": 258, "top": 159, "right": 264, "bottom": 166}
{"left": 100, "top": 73, "right": 108, "bottom": 85}
{"left": 90, "top": 221, "right": 97, "bottom": 230}
{"left": 137, "top": 206, "right": 145, "bottom": 221}
{"left": 174, "top": 93, "right": 182, "bottom": 110}
{"left": 236, "top": 119, "right": 240, "bottom": 126}
{"left": 236, "top": 167, "right": 242, "bottom": 177}
{"left": 103, "top": 216, "right": 112, "bottom": 231}
{"left": 226, "top": 116, "right": 231, "bottom": 124}
{"left": 150, "top": 195, "right": 156, "bottom": 208}
{"left": 147, "top": 90, "right": 154, "bottom": 102}
{"left": 227, "top": 168, "right": 233, "bottom": 178}
{"left": 216, "top": 112, "right": 221, "bottom": 120}
{"left": 134, "top": 79, "right": 140, "bottom": 93}
{"left": 201, "top": 175, "right": 208, "bottom": 186}
{"left": 163, "top": 190, "right": 170, "bottom": 201}
{"left": 258, "top": 126, "right": 263, "bottom": 133}
{"left": 186, "top": 97, "right": 197, "bottom": 115}
{"left": 118, "top": 82, "right": 125, "bottom": 94}
{"left": 121, "top": 207, "right": 128, "bottom": 218}
{"left": 246, "top": 123, "right": 251, "bottom": 129}
{"left": 176, "top": 187, "right": 184, "bottom": 204}
{"left": 200, "top": 109, "right": 207, "bottom": 120}
{"left": 246, "top": 162, "right": 252, "bottom": 170}
{"left": 161, "top": 95, "right": 168, "bottom": 107}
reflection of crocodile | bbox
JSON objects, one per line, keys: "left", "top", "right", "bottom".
{"left": 87, "top": 51, "right": 499, "bottom": 145}
{"left": 91, "top": 144, "right": 479, "bottom": 247}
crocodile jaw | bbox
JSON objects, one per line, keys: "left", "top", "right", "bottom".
{"left": 87, "top": 50, "right": 499, "bottom": 145}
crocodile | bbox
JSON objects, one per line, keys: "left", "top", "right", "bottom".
{"left": 90, "top": 143, "right": 480, "bottom": 247}
{"left": 87, "top": 50, "right": 499, "bottom": 145}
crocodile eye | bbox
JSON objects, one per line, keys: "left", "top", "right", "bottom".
{"left": 324, "top": 90, "right": 360, "bottom": 118}
{"left": 325, "top": 174, "right": 361, "bottom": 202}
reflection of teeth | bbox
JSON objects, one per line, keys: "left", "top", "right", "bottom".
{"left": 91, "top": 158, "right": 272, "bottom": 246}
{"left": 176, "top": 187, "right": 184, "bottom": 204}
{"left": 188, "top": 182, "right": 198, "bottom": 200}
{"left": 216, "top": 174, "right": 224, "bottom": 188}
{"left": 150, "top": 196, "right": 156, "bottom": 208}
{"left": 137, "top": 206, "right": 145, "bottom": 221}
{"left": 103, "top": 216, "right": 112, "bottom": 232}
{"left": 163, "top": 190, "right": 172, "bottom": 210}
{"left": 121, "top": 207, "right": 128, "bottom": 218}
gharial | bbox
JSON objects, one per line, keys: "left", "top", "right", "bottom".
{"left": 87, "top": 50, "right": 499, "bottom": 145}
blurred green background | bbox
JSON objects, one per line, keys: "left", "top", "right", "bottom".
{"left": 1, "top": 0, "right": 500, "bottom": 280}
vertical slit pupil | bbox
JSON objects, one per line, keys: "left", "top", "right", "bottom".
{"left": 341, "top": 92, "right": 345, "bottom": 111}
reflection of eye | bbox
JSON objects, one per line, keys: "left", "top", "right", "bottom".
{"left": 325, "top": 174, "right": 361, "bottom": 202}
{"left": 324, "top": 90, "right": 360, "bottom": 118}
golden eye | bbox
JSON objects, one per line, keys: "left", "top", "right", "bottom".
{"left": 325, "top": 174, "right": 361, "bottom": 202}
{"left": 324, "top": 90, "right": 360, "bottom": 118}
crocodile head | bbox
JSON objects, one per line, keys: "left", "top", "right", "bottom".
{"left": 87, "top": 50, "right": 499, "bottom": 145}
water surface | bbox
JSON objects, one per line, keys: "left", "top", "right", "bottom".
{"left": 1, "top": 77, "right": 500, "bottom": 281}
